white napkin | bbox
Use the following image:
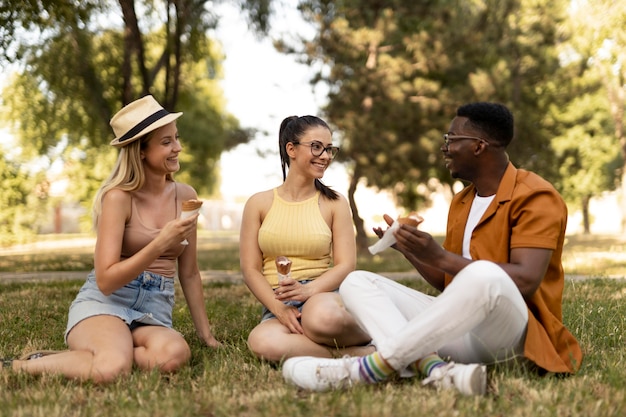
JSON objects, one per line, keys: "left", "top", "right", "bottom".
{"left": 368, "top": 220, "right": 400, "bottom": 255}
{"left": 180, "top": 207, "right": 201, "bottom": 245}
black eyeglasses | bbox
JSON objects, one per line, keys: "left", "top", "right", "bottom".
{"left": 443, "top": 133, "right": 488, "bottom": 147}
{"left": 294, "top": 141, "right": 340, "bottom": 158}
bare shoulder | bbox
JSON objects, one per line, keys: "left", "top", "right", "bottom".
{"left": 319, "top": 191, "right": 352, "bottom": 223}
{"left": 242, "top": 189, "right": 275, "bottom": 221}
{"left": 322, "top": 190, "right": 349, "bottom": 208}
{"left": 175, "top": 182, "right": 199, "bottom": 201}
{"left": 101, "top": 188, "right": 132, "bottom": 220}
{"left": 103, "top": 188, "right": 131, "bottom": 205}
{"left": 245, "top": 188, "right": 274, "bottom": 207}
{"left": 335, "top": 191, "right": 349, "bottom": 205}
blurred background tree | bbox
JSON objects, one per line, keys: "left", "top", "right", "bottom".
{"left": 0, "top": 0, "right": 270, "bottom": 243}
{"left": 561, "top": 0, "right": 626, "bottom": 232}
{"left": 0, "top": 149, "right": 47, "bottom": 245}
{"left": 0, "top": 0, "right": 624, "bottom": 246}
{"left": 282, "top": 0, "right": 619, "bottom": 246}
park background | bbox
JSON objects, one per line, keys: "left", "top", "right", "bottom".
{"left": 1, "top": 3, "right": 626, "bottom": 416}
{"left": 1, "top": 0, "right": 625, "bottom": 251}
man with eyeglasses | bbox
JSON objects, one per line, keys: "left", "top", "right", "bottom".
{"left": 281, "top": 102, "right": 583, "bottom": 396}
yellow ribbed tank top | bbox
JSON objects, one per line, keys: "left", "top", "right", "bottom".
{"left": 258, "top": 188, "right": 332, "bottom": 288}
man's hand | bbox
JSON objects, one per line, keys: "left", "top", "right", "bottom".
{"left": 394, "top": 223, "right": 445, "bottom": 262}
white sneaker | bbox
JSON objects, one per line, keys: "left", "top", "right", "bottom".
{"left": 282, "top": 356, "right": 361, "bottom": 391}
{"left": 421, "top": 362, "right": 487, "bottom": 396}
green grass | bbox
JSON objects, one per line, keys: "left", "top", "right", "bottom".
{"left": 2, "top": 232, "right": 625, "bottom": 277}
{"left": 1, "top": 233, "right": 626, "bottom": 416}
{"left": 1, "top": 278, "right": 625, "bottom": 416}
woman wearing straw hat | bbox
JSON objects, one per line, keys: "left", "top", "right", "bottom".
{"left": 2, "top": 95, "right": 220, "bottom": 382}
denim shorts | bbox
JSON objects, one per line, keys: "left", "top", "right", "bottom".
{"left": 261, "top": 280, "right": 329, "bottom": 322}
{"left": 65, "top": 270, "right": 176, "bottom": 342}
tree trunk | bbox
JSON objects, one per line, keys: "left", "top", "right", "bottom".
{"left": 347, "top": 169, "right": 369, "bottom": 252}
{"left": 119, "top": 0, "right": 151, "bottom": 99}
{"left": 621, "top": 171, "right": 626, "bottom": 235}
{"left": 581, "top": 194, "right": 591, "bottom": 234}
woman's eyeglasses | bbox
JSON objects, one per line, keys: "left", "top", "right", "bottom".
{"left": 294, "top": 141, "right": 340, "bottom": 158}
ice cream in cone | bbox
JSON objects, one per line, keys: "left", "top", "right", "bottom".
{"left": 180, "top": 199, "right": 203, "bottom": 245}
{"left": 182, "top": 200, "right": 203, "bottom": 213}
{"left": 398, "top": 212, "right": 424, "bottom": 227}
{"left": 368, "top": 212, "right": 424, "bottom": 254}
{"left": 275, "top": 256, "right": 292, "bottom": 283}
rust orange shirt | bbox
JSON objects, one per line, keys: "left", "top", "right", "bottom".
{"left": 443, "top": 163, "right": 583, "bottom": 374}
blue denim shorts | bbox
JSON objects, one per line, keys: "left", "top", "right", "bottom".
{"left": 260, "top": 280, "right": 327, "bottom": 322}
{"left": 65, "top": 270, "right": 176, "bottom": 342}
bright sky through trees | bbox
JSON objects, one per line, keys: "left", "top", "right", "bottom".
{"left": 214, "top": 2, "right": 334, "bottom": 200}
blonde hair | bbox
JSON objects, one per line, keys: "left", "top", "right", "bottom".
{"left": 92, "top": 132, "right": 174, "bottom": 228}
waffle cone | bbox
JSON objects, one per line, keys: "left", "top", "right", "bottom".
{"left": 182, "top": 199, "right": 203, "bottom": 212}
{"left": 398, "top": 212, "right": 423, "bottom": 227}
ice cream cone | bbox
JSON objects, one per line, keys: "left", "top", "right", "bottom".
{"left": 180, "top": 199, "right": 203, "bottom": 245}
{"left": 368, "top": 212, "right": 423, "bottom": 254}
{"left": 276, "top": 256, "right": 292, "bottom": 282}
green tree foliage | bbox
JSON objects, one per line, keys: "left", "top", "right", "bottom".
{"left": 454, "top": 0, "right": 569, "bottom": 183}
{"left": 289, "top": 1, "right": 460, "bottom": 246}
{"left": 0, "top": 150, "right": 47, "bottom": 245}
{"left": 289, "top": 0, "right": 572, "bottom": 246}
{"left": 550, "top": 92, "right": 619, "bottom": 233}
{"left": 547, "top": 4, "right": 623, "bottom": 233}
{"left": 562, "top": 0, "right": 626, "bottom": 232}
{"left": 0, "top": 0, "right": 270, "bottom": 238}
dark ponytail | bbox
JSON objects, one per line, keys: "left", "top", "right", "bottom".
{"left": 278, "top": 115, "right": 339, "bottom": 200}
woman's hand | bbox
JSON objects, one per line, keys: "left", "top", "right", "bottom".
{"left": 274, "top": 277, "right": 312, "bottom": 303}
{"left": 157, "top": 212, "right": 200, "bottom": 247}
{"left": 273, "top": 303, "right": 304, "bottom": 334}
{"left": 273, "top": 278, "right": 311, "bottom": 334}
{"left": 201, "top": 333, "right": 223, "bottom": 348}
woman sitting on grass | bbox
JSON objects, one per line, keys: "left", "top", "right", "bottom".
{"left": 1, "top": 95, "right": 220, "bottom": 383}
{"left": 239, "top": 115, "right": 372, "bottom": 363}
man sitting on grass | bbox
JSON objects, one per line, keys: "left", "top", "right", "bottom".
{"left": 282, "top": 102, "right": 583, "bottom": 395}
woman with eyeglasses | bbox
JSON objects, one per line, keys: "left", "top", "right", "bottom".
{"left": 239, "top": 115, "right": 372, "bottom": 363}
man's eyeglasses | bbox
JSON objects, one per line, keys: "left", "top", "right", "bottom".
{"left": 443, "top": 133, "right": 488, "bottom": 147}
{"left": 295, "top": 141, "right": 340, "bottom": 158}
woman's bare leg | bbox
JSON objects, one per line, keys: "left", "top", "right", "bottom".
{"left": 247, "top": 320, "right": 341, "bottom": 362}
{"left": 247, "top": 294, "right": 374, "bottom": 363}
{"left": 12, "top": 315, "right": 134, "bottom": 383}
{"left": 131, "top": 325, "right": 191, "bottom": 373}
{"left": 300, "top": 292, "right": 371, "bottom": 347}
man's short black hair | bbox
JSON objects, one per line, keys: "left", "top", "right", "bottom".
{"left": 457, "top": 102, "right": 514, "bottom": 147}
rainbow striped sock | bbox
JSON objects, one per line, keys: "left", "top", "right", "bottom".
{"left": 358, "top": 352, "right": 395, "bottom": 383}
{"left": 416, "top": 353, "right": 446, "bottom": 376}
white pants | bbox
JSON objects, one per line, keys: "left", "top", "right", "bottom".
{"left": 340, "top": 261, "right": 528, "bottom": 371}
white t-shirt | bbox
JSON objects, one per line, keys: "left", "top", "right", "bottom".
{"left": 462, "top": 194, "right": 495, "bottom": 259}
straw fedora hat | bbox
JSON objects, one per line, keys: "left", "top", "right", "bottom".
{"left": 109, "top": 95, "right": 183, "bottom": 147}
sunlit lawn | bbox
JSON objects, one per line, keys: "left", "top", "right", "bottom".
{"left": 0, "top": 232, "right": 625, "bottom": 416}
{"left": 2, "top": 231, "right": 625, "bottom": 278}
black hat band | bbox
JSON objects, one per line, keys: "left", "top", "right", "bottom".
{"left": 118, "top": 109, "right": 170, "bottom": 142}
